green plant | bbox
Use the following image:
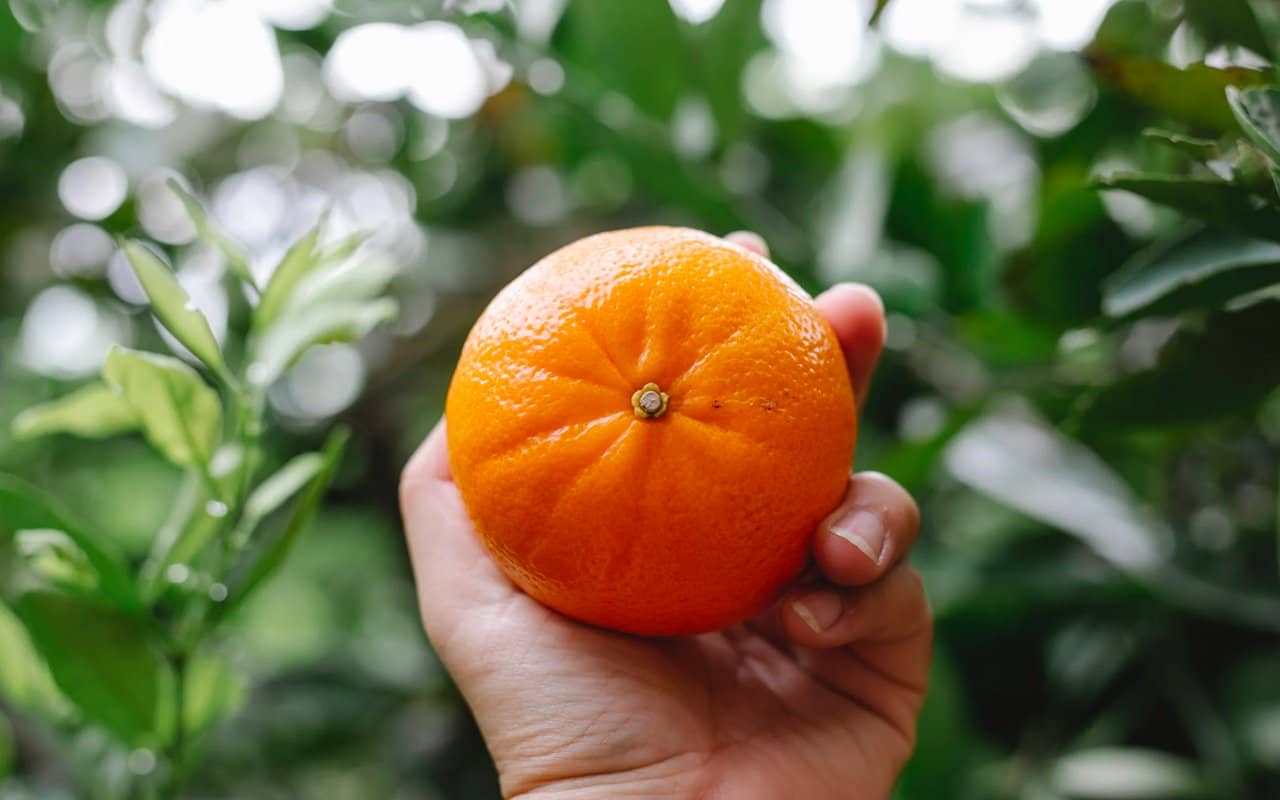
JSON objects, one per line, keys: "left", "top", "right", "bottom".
{"left": 0, "top": 186, "right": 396, "bottom": 798}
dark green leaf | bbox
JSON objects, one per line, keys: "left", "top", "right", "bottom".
{"left": 102, "top": 347, "right": 222, "bottom": 469}
{"left": 1183, "top": 0, "right": 1273, "bottom": 59}
{"left": 1094, "top": 172, "right": 1280, "bottom": 241}
{"left": 869, "top": 0, "right": 892, "bottom": 25}
{"left": 1104, "top": 227, "right": 1280, "bottom": 317}
{"left": 14, "top": 590, "right": 169, "bottom": 746}
{"left": 121, "top": 240, "right": 226, "bottom": 374}
{"left": 689, "top": 0, "right": 763, "bottom": 143}
{"left": 1141, "top": 128, "right": 1222, "bottom": 161}
{"left": 214, "top": 428, "right": 347, "bottom": 621}
{"left": 255, "top": 221, "right": 325, "bottom": 330}
{"left": 561, "top": 0, "right": 685, "bottom": 120}
{"left": 0, "top": 475, "right": 136, "bottom": 611}
{"left": 1078, "top": 300, "right": 1280, "bottom": 429}
{"left": 1084, "top": 54, "right": 1271, "bottom": 130}
{"left": 248, "top": 299, "right": 397, "bottom": 387}
{"left": 1227, "top": 85, "right": 1280, "bottom": 164}
{"left": 0, "top": 711, "right": 11, "bottom": 780}
{"left": 11, "top": 383, "right": 139, "bottom": 440}
{"left": 167, "top": 179, "right": 257, "bottom": 290}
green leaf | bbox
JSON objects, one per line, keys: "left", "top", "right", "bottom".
{"left": 182, "top": 652, "right": 245, "bottom": 735}
{"left": 1183, "top": 0, "right": 1273, "bottom": 59}
{"left": 1094, "top": 172, "right": 1280, "bottom": 241}
{"left": 689, "top": 0, "right": 763, "bottom": 144}
{"left": 167, "top": 179, "right": 257, "bottom": 290}
{"left": 316, "top": 230, "right": 371, "bottom": 265}
{"left": 869, "top": 0, "right": 892, "bottom": 25}
{"left": 1227, "top": 86, "right": 1280, "bottom": 164}
{"left": 121, "top": 240, "right": 225, "bottom": 374}
{"left": 1078, "top": 299, "right": 1280, "bottom": 429}
{"left": 14, "top": 590, "right": 169, "bottom": 746}
{"left": 244, "top": 453, "right": 324, "bottom": 524}
{"left": 1141, "top": 127, "right": 1222, "bottom": 161}
{"left": 248, "top": 299, "right": 397, "bottom": 387}
{"left": 102, "top": 347, "right": 222, "bottom": 470}
{"left": 0, "top": 475, "right": 136, "bottom": 611}
{"left": 15, "top": 529, "right": 99, "bottom": 596}
{"left": 215, "top": 428, "right": 347, "bottom": 621}
{"left": 0, "top": 600, "right": 70, "bottom": 720}
{"left": 1103, "top": 227, "right": 1280, "bottom": 317}
{"left": 282, "top": 257, "right": 399, "bottom": 318}
{"left": 11, "top": 383, "right": 139, "bottom": 440}
{"left": 0, "top": 711, "right": 11, "bottom": 781}
{"left": 1084, "top": 54, "right": 1271, "bottom": 130}
{"left": 944, "top": 408, "right": 1168, "bottom": 573}
{"left": 562, "top": 0, "right": 685, "bottom": 120}
{"left": 255, "top": 221, "right": 325, "bottom": 330}
{"left": 1051, "top": 748, "right": 1205, "bottom": 799}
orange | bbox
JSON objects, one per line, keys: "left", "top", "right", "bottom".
{"left": 446, "top": 227, "right": 857, "bottom": 636}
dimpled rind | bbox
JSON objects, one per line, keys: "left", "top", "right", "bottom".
{"left": 445, "top": 227, "right": 857, "bottom": 636}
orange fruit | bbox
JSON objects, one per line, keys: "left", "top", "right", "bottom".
{"left": 446, "top": 227, "right": 857, "bottom": 635}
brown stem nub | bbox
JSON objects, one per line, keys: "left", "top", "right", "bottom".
{"left": 631, "top": 382, "right": 669, "bottom": 419}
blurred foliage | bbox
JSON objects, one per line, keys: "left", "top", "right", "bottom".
{"left": 0, "top": 0, "right": 1278, "bottom": 798}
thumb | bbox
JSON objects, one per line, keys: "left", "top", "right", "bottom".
{"left": 399, "top": 420, "right": 517, "bottom": 632}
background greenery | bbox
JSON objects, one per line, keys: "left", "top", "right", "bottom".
{"left": 2, "top": 0, "right": 1279, "bottom": 797}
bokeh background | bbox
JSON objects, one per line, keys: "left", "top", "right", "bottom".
{"left": 2, "top": 0, "right": 1280, "bottom": 798}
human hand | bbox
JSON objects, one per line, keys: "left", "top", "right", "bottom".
{"left": 399, "top": 232, "right": 930, "bottom": 800}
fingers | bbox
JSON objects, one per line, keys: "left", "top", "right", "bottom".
{"left": 780, "top": 564, "right": 930, "bottom": 653}
{"left": 399, "top": 419, "right": 516, "bottom": 627}
{"left": 725, "top": 230, "right": 769, "bottom": 257}
{"left": 812, "top": 471, "right": 920, "bottom": 586}
{"left": 814, "top": 283, "right": 885, "bottom": 410}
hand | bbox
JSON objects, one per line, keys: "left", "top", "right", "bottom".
{"left": 399, "top": 232, "right": 931, "bottom": 800}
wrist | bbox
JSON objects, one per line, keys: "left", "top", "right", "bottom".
{"left": 502, "top": 753, "right": 712, "bottom": 800}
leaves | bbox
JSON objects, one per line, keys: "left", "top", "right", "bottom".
{"left": 1142, "top": 128, "right": 1222, "bottom": 161}
{"left": 944, "top": 408, "right": 1169, "bottom": 573}
{"left": 561, "top": 0, "right": 685, "bottom": 120}
{"left": 1084, "top": 54, "right": 1271, "bottom": 130}
{"left": 1078, "top": 299, "right": 1280, "bottom": 429}
{"left": 282, "top": 256, "right": 399, "bottom": 318}
{"left": 1227, "top": 85, "right": 1280, "bottom": 164}
{"left": 244, "top": 453, "right": 325, "bottom": 524}
{"left": 11, "top": 383, "right": 138, "bottom": 440}
{"left": 0, "top": 600, "right": 69, "bottom": 720}
{"left": 167, "top": 179, "right": 257, "bottom": 290}
{"left": 121, "top": 240, "right": 226, "bottom": 374}
{"left": 214, "top": 428, "right": 347, "bottom": 621}
{"left": 0, "top": 475, "right": 136, "bottom": 610}
{"left": 255, "top": 221, "right": 325, "bottom": 331}
{"left": 182, "top": 653, "right": 246, "bottom": 735}
{"left": 102, "top": 347, "right": 222, "bottom": 470}
{"left": 14, "top": 590, "right": 169, "bottom": 746}
{"left": 869, "top": 0, "right": 892, "bottom": 26}
{"left": 1183, "top": 0, "right": 1273, "bottom": 59}
{"left": 248, "top": 299, "right": 397, "bottom": 387}
{"left": 1093, "top": 172, "right": 1280, "bottom": 241}
{"left": 1103, "top": 227, "right": 1280, "bottom": 317}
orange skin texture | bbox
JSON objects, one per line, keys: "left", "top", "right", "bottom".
{"left": 446, "top": 227, "right": 857, "bottom": 636}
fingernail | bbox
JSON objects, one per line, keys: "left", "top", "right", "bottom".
{"left": 829, "top": 509, "right": 887, "bottom": 565}
{"left": 790, "top": 590, "right": 842, "bottom": 632}
{"left": 842, "top": 282, "right": 884, "bottom": 314}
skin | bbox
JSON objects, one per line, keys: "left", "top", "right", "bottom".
{"left": 400, "top": 233, "right": 931, "bottom": 800}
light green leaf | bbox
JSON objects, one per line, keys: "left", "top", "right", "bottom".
{"left": 12, "top": 383, "right": 138, "bottom": 440}
{"left": 248, "top": 299, "right": 397, "bottom": 387}
{"left": 1227, "top": 86, "right": 1280, "bottom": 164}
{"left": 244, "top": 453, "right": 324, "bottom": 524}
{"left": 215, "top": 428, "right": 347, "bottom": 621}
{"left": 15, "top": 590, "right": 170, "bottom": 746}
{"left": 316, "top": 230, "right": 371, "bottom": 265}
{"left": 16, "top": 529, "right": 98, "bottom": 596}
{"left": 1103, "top": 227, "right": 1280, "bottom": 317}
{"left": 0, "top": 600, "right": 70, "bottom": 720}
{"left": 121, "top": 240, "right": 225, "bottom": 374}
{"left": 1084, "top": 54, "right": 1270, "bottom": 130}
{"left": 1051, "top": 748, "right": 1205, "bottom": 799}
{"left": 283, "top": 257, "right": 399, "bottom": 317}
{"left": 1141, "top": 128, "right": 1222, "bottom": 161}
{"left": 102, "top": 347, "right": 222, "bottom": 469}
{"left": 182, "top": 653, "right": 246, "bottom": 734}
{"left": 167, "top": 179, "right": 257, "bottom": 290}
{"left": 1094, "top": 172, "right": 1280, "bottom": 241}
{"left": 0, "top": 475, "right": 136, "bottom": 611}
{"left": 255, "top": 221, "right": 325, "bottom": 330}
